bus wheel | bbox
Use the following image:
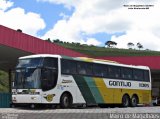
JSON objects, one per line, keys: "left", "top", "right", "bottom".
{"left": 131, "top": 95, "right": 139, "bottom": 107}
{"left": 60, "top": 93, "right": 73, "bottom": 108}
{"left": 122, "top": 95, "right": 130, "bottom": 107}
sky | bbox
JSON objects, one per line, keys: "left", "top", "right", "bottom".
{"left": 0, "top": 0, "right": 160, "bottom": 50}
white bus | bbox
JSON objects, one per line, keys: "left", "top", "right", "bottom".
{"left": 12, "top": 54, "right": 151, "bottom": 108}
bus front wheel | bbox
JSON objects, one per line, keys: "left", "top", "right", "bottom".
{"left": 60, "top": 93, "right": 73, "bottom": 108}
{"left": 122, "top": 95, "right": 130, "bottom": 107}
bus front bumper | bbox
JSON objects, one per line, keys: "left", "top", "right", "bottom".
{"left": 12, "top": 95, "right": 41, "bottom": 104}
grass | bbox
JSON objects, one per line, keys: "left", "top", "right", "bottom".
{"left": 56, "top": 43, "right": 160, "bottom": 57}
{"left": 0, "top": 70, "right": 9, "bottom": 92}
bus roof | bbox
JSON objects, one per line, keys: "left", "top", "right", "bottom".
{"left": 19, "top": 54, "right": 150, "bottom": 70}
{"left": 60, "top": 55, "right": 149, "bottom": 70}
{"left": 75, "top": 57, "right": 149, "bottom": 70}
{"left": 19, "top": 54, "right": 61, "bottom": 59}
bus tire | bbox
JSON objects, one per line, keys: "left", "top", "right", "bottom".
{"left": 131, "top": 95, "right": 139, "bottom": 107}
{"left": 60, "top": 92, "right": 73, "bottom": 108}
{"left": 122, "top": 94, "right": 130, "bottom": 107}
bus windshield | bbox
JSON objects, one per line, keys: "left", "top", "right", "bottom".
{"left": 13, "top": 57, "right": 58, "bottom": 90}
{"left": 14, "top": 68, "right": 41, "bottom": 89}
{"left": 16, "top": 58, "right": 43, "bottom": 68}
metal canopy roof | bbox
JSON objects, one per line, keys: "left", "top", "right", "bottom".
{"left": 0, "top": 45, "right": 31, "bottom": 71}
{"left": 97, "top": 56, "right": 160, "bottom": 70}
{"left": 0, "top": 25, "right": 86, "bottom": 71}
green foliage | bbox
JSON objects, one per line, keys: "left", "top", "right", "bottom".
{"left": 46, "top": 38, "right": 52, "bottom": 43}
{"left": 137, "top": 42, "right": 143, "bottom": 50}
{"left": 0, "top": 71, "right": 9, "bottom": 92}
{"left": 127, "top": 42, "right": 134, "bottom": 49}
{"left": 105, "top": 41, "right": 117, "bottom": 48}
{"left": 56, "top": 42, "right": 160, "bottom": 57}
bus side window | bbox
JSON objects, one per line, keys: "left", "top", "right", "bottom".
{"left": 93, "top": 64, "right": 108, "bottom": 77}
{"left": 61, "top": 59, "right": 77, "bottom": 74}
{"left": 114, "top": 66, "right": 121, "bottom": 78}
{"left": 77, "top": 62, "right": 86, "bottom": 75}
{"left": 108, "top": 66, "right": 121, "bottom": 79}
{"left": 43, "top": 57, "right": 58, "bottom": 68}
{"left": 133, "top": 69, "right": 143, "bottom": 81}
{"left": 108, "top": 66, "right": 114, "bottom": 78}
{"left": 121, "top": 68, "right": 132, "bottom": 80}
{"left": 69, "top": 62, "right": 77, "bottom": 74}
{"left": 77, "top": 62, "right": 93, "bottom": 76}
{"left": 144, "top": 70, "right": 150, "bottom": 82}
{"left": 61, "top": 60, "right": 69, "bottom": 74}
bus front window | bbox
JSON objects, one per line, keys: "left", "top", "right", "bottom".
{"left": 14, "top": 68, "right": 41, "bottom": 89}
{"left": 17, "top": 58, "right": 42, "bottom": 68}
{"left": 14, "top": 57, "right": 58, "bottom": 90}
{"left": 14, "top": 58, "right": 42, "bottom": 89}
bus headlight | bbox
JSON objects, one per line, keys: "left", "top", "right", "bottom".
{"left": 12, "top": 97, "right": 17, "bottom": 102}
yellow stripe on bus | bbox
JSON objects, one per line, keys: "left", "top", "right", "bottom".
{"left": 77, "top": 57, "right": 118, "bottom": 63}
{"left": 93, "top": 77, "right": 114, "bottom": 103}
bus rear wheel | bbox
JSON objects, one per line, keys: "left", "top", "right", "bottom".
{"left": 60, "top": 93, "right": 73, "bottom": 108}
{"left": 122, "top": 95, "right": 130, "bottom": 107}
{"left": 131, "top": 95, "right": 139, "bottom": 107}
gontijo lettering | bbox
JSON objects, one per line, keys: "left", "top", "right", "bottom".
{"left": 109, "top": 81, "right": 131, "bottom": 87}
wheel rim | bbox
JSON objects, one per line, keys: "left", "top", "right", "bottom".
{"left": 125, "top": 98, "right": 128, "bottom": 106}
{"left": 123, "top": 96, "right": 129, "bottom": 107}
{"left": 132, "top": 97, "right": 137, "bottom": 106}
{"left": 132, "top": 98, "right": 136, "bottom": 104}
{"left": 61, "top": 93, "right": 72, "bottom": 108}
{"left": 63, "top": 96, "right": 69, "bottom": 107}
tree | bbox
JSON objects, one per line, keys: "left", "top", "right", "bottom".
{"left": 17, "top": 29, "right": 22, "bottom": 33}
{"left": 53, "top": 39, "right": 60, "bottom": 43}
{"left": 105, "top": 41, "right": 117, "bottom": 48}
{"left": 46, "top": 38, "right": 52, "bottom": 43}
{"left": 127, "top": 42, "right": 134, "bottom": 49}
{"left": 75, "top": 43, "right": 81, "bottom": 46}
{"left": 145, "top": 49, "right": 150, "bottom": 51}
{"left": 137, "top": 42, "right": 143, "bottom": 50}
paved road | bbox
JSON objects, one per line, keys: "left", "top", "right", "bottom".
{"left": 0, "top": 107, "right": 160, "bottom": 119}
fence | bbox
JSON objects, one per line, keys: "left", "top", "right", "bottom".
{"left": 0, "top": 93, "right": 11, "bottom": 108}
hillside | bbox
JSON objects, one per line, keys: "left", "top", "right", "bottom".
{"left": 0, "top": 71, "right": 9, "bottom": 92}
{"left": 56, "top": 42, "right": 160, "bottom": 57}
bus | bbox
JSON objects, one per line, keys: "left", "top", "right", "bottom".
{"left": 12, "top": 54, "right": 151, "bottom": 108}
